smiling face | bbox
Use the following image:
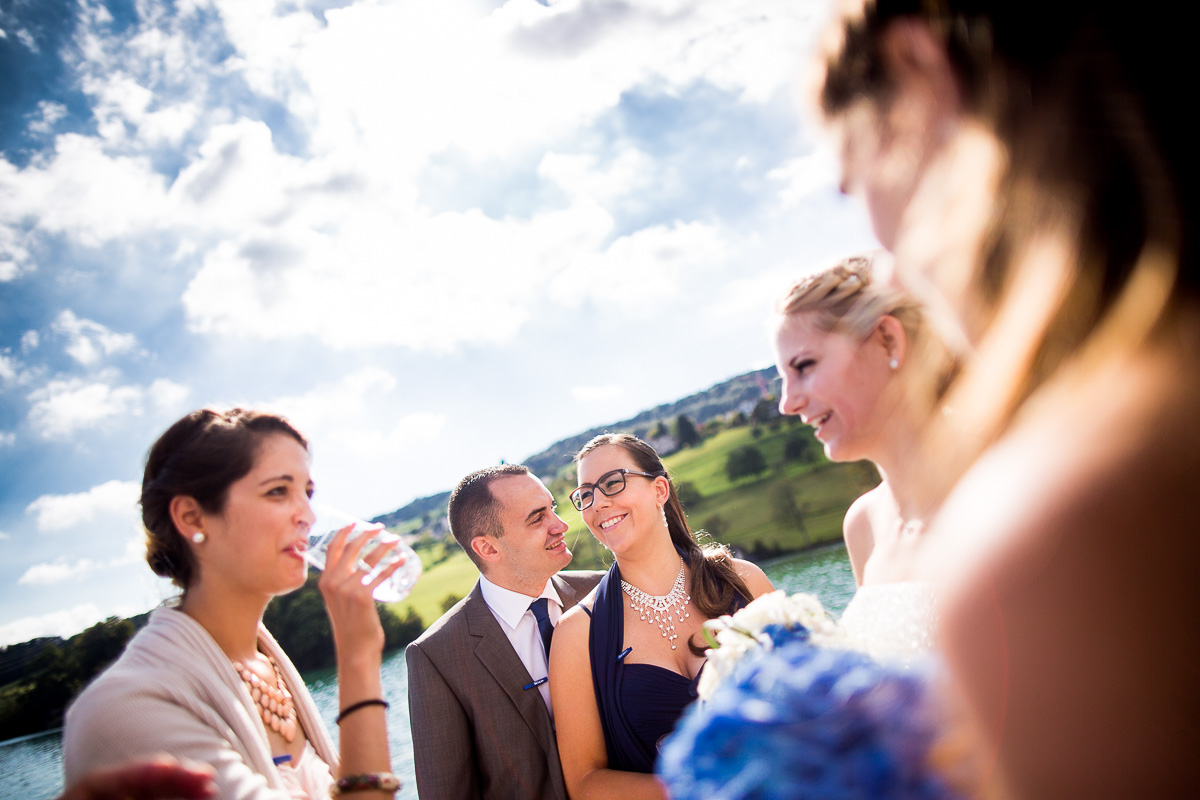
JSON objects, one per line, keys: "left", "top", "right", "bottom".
{"left": 484, "top": 473, "right": 573, "bottom": 592}
{"left": 773, "top": 311, "right": 897, "bottom": 463}
{"left": 577, "top": 444, "right": 669, "bottom": 557}
{"left": 194, "top": 432, "right": 315, "bottom": 600}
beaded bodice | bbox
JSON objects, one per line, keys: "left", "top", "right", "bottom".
{"left": 837, "top": 581, "right": 937, "bottom": 666}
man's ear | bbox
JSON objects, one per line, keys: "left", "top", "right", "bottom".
{"left": 170, "top": 495, "right": 205, "bottom": 541}
{"left": 471, "top": 535, "right": 501, "bottom": 566}
{"left": 875, "top": 314, "right": 909, "bottom": 367}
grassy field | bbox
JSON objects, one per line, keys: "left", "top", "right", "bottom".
{"left": 385, "top": 420, "right": 877, "bottom": 629}
{"left": 389, "top": 544, "right": 479, "bottom": 629}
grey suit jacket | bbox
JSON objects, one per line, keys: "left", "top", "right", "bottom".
{"left": 406, "top": 570, "right": 603, "bottom": 800}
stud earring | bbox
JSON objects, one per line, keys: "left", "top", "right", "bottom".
{"left": 888, "top": 358, "right": 899, "bottom": 370}
{"left": 191, "top": 532, "right": 206, "bottom": 544}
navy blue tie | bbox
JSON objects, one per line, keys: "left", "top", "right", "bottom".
{"left": 529, "top": 597, "right": 554, "bottom": 659}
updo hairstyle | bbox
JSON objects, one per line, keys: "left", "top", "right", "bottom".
{"left": 777, "top": 253, "right": 923, "bottom": 341}
{"left": 778, "top": 253, "right": 955, "bottom": 409}
{"left": 141, "top": 408, "right": 308, "bottom": 590}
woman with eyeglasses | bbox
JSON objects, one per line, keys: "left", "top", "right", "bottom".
{"left": 548, "top": 433, "right": 774, "bottom": 798}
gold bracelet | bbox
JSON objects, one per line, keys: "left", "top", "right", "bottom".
{"left": 331, "top": 772, "right": 401, "bottom": 796}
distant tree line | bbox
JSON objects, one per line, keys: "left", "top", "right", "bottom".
{"left": 0, "top": 575, "right": 423, "bottom": 742}
{"left": 521, "top": 366, "right": 780, "bottom": 475}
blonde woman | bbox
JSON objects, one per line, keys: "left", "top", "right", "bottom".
{"left": 772, "top": 253, "right": 953, "bottom": 661}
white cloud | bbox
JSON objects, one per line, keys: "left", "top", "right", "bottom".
{"left": 17, "top": 535, "right": 143, "bottom": 586}
{"left": 181, "top": 199, "right": 614, "bottom": 351}
{"left": 265, "top": 368, "right": 447, "bottom": 456}
{"left": 572, "top": 385, "right": 625, "bottom": 403}
{"left": 0, "top": 134, "right": 170, "bottom": 247}
{"left": 550, "top": 220, "right": 732, "bottom": 315}
{"left": 257, "top": 369, "right": 450, "bottom": 511}
{"left": 0, "top": 0, "right": 832, "bottom": 358}
{"left": 53, "top": 309, "right": 140, "bottom": 365}
{"left": 0, "top": 604, "right": 106, "bottom": 647}
{"left": 337, "top": 412, "right": 448, "bottom": 458}
{"left": 0, "top": 531, "right": 9, "bottom": 540}
{"left": 768, "top": 150, "right": 841, "bottom": 210}
{"left": 0, "top": 352, "right": 16, "bottom": 382}
{"left": 0, "top": 431, "right": 14, "bottom": 447}
{"left": 18, "top": 558, "right": 102, "bottom": 585}
{"left": 0, "top": 222, "right": 33, "bottom": 280}
{"left": 539, "top": 148, "right": 655, "bottom": 205}
{"left": 25, "top": 479, "right": 141, "bottom": 534}
{"left": 22, "top": 371, "right": 184, "bottom": 439}
{"left": 28, "top": 100, "right": 69, "bottom": 136}
{"left": 147, "top": 378, "right": 190, "bottom": 412}
{"left": 21, "top": 330, "right": 38, "bottom": 351}
{"left": 27, "top": 374, "right": 144, "bottom": 438}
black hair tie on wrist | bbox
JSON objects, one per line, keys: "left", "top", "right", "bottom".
{"left": 336, "top": 698, "right": 389, "bottom": 725}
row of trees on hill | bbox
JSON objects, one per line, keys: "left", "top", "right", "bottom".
{"left": 523, "top": 366, "right": 780, "bottom": 475}
{"left": 0, "top": 575, "right": 424, "bottom": 742}
{"left": 369, "top": 368, "right": 785, "bottom": 536}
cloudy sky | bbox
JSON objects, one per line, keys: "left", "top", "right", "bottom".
{"left": 0, "top": 0, "right": 874, "bottom": 646}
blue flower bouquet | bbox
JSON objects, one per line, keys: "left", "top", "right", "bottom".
{"left": 658, "top": 592, "right": 967, "bottom": 800}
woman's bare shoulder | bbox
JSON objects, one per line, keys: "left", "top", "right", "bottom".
{"left": 927, "top": 355, "right": 1200, "bottom": 794}
{"left": 730, "top": 558, "right": 774, "bottom": 598}
{"left": 844, "top": 483, "right": 892, "bottom": 546}
{"left": 556, "top": 598, "right": 594, "bottom": 639}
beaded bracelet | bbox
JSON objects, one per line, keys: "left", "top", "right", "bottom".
{"left": 330, "top": 772, "right": 401, "bottom": 796}
{"left": 335, "top": 698, "right": 389, "bottom": 725}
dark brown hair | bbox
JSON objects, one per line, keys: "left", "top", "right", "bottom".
{"left": 141, "top": 408, "right": 308, "bottom": 590}
{"left": 575, "top": 433, "right": 753, "bottom": 656}
{"left": 818, "top": 0, "right": 1193, "bottom": 501}
{"left": 447, "top": 463, "right": 531, "bottom": 571}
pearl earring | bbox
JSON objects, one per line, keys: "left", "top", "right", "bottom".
{"left": 191, "top": 532, "right": 206, "bottom": 544}
{"left": 888, "top": 358, "right": 899, "bottom": 370}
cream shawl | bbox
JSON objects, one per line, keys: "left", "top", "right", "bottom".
{"left": 64, "top": 607, "right": 338, "bottom": 799}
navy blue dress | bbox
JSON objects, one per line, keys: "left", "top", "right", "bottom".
{"left": 585, "top": 559, "right": 744, "bottom": 773}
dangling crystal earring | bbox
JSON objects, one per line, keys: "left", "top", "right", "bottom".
{"left": 191, "top": 532, "right": 206, "bottom": 544}
{"left": 888, "top": 357, "right": 899, "bottom": 370}
{"left": 659, "top": 503, "right": 668, "bottom": 529}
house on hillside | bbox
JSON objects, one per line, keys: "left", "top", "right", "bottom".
{"left": 647, "top": 434, "right": 680, "bottom": 457}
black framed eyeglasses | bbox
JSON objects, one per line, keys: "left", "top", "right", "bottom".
{"left": 570, "top": 468, "right": 665, "bottom": 511}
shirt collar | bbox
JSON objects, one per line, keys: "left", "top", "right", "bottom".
{"left": 478, "top": 574, "right": 562, "bottom": 630}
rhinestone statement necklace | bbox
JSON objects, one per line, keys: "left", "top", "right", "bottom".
{"left": 621, "top": 557, "right": 691, "bottom": 650}
{"left": 235, "top": 655, "right": 297, "bottom": 743}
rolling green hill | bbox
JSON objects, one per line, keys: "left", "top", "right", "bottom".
{"left": 370, "top": 366, "right": 780, "bottom": 529}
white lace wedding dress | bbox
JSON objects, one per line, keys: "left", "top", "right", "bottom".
{"left": 836, "top": 581, "right": 938, "bottom": 666}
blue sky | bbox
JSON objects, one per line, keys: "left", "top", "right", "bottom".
{"left": 0, "top": 0, "right": 874, "bottom": 645}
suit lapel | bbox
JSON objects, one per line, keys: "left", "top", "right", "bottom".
{"left": 465, "top": 582, "right": 555, "bottom": 754}
{"left": 553, "top": 574, "right": 580, "bottom": 611}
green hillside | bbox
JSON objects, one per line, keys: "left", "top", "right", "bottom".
{"left": 385, "top": 418, "right": 878, "bottom": 626}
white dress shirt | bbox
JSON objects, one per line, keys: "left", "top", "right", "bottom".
{"left": 478, "top": 574, "right": 562, "bottom": 717}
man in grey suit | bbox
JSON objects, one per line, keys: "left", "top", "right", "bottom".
{"left": 406, "top": 464, "right": 603, "bottom": 800}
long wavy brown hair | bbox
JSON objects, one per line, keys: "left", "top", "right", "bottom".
{"left": 575, "top": 433, "right": 753, "bottom": 656}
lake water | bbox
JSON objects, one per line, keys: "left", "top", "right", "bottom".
{"left": 0, "top": 543, "right": 852, "bottom": 800}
